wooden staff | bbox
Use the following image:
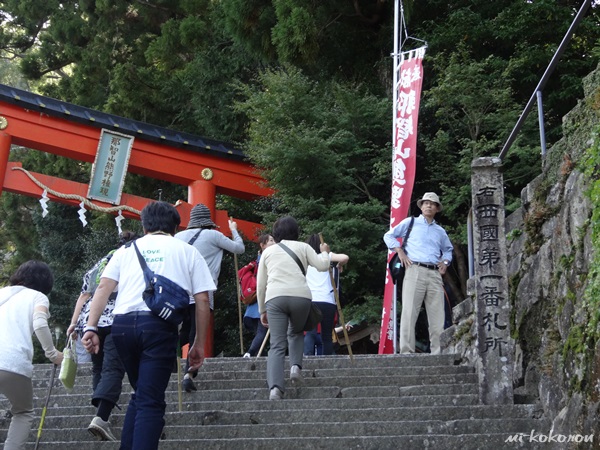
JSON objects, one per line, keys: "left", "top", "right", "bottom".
{"left": 234, "top": 252, "right": 244, "bottom": 355}
{"left": 319, "top": 233, "right": 354, "bottom": 361}
{"left": 257, "top": 328, "right": 270, "bottom": 357}
{"left": 177, "top": 354, "right": 183, "bottom": 412}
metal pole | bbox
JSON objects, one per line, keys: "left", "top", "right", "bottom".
{"left": 34, "top": 364, "right": 58, "bottom": 450}
{"left": 498, "top": 0, "right": 591, "bottom": 160}
{"left": 392, "top": 272, "right": 398, "bottom": 354}
{"left": 467, "top": 209, "right": 474, "bottom": 278}
{"left": 390, "top": 0, "right": 403, "bottom": 356}
{"left": 536, "top": 91, "right": 547, "bottom": 158}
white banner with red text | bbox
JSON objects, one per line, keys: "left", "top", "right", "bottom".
{"left": 379, "top": 46, "right": 426, "bottom": 354}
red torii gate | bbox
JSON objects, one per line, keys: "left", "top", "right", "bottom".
{"left": 0, "top": 84, "right": 272, "bottom": 356}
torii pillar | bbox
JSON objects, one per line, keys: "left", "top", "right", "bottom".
{"left": 188, "top": 178, "right": 217, "bottom": 358}
{"left": 0, "top": 132, "right": 11, "bottom": 195}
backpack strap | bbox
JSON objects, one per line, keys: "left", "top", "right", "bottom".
{"left": 187, "top": 230, "right": 202, "bottom": 246}
{"left": 278, "top": 243, "right": 306, "bottom": 276}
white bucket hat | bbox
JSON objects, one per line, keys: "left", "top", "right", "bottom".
{"left": 416, "top": 192, "right": 442, "bottom": 211}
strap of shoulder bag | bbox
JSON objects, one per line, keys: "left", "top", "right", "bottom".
{"left": 278, "top": 243, "right": 306, "bottom": 276}
{"left": 133, "top": 241, "right": 154, "bottom": 284}
{"left": 401, "top": 216, "right": 415, "bottom": 250}
{"left": 187, "top": 229, "right": 202, "bottom": 245}
{"left": 0, "top": 286, "right": 26, "bottom": 309}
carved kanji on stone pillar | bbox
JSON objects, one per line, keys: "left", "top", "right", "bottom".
{"left": 471, "top": 157, "right": 514, "bottom": 405}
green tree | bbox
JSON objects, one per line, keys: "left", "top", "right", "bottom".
{"left": 236, "top": 67, "right": 391, "bottom": 321}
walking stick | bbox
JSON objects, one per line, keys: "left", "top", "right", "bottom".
{"left": 319, "top": 233, "right": 354, "bottom": 362}
{"left": 176, "top": 344, "right": 183, "bottom": 412}
{"left": 257, "top": 328, "right": 270, "bottom": 357}
{"left": 34, "top": 363, "right": 58, "bottom": 450}
{"left": 234, "top": 252, "right": 244, "bottom": 355}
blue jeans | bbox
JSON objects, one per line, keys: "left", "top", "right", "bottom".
{"left": 243, "top": 316, "right": 268, "bottom": 356}
{"left": 303, "top": 329, "right": 323, "bottom": 355}
{"left": 92, "top": 329, "right": 125, "bottom": 409}
{"left": 111, "top": 312, "right": 178, "bottom": 450}
{"left": 304, "top": 302, "right": 337, "bottom": 356}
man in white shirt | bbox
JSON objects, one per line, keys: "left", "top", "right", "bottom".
{"left": 83, "top": 201, "right": 215, "bottom": 450}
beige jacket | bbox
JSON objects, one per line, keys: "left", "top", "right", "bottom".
{"left": 257, "top": 240, "right": 330, "bottom": 314}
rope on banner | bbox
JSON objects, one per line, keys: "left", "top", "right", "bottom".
{"left": 12, "top": 166, "right": 141, "bottom": 215}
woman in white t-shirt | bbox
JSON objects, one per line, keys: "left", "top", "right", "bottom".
{"left": 304, "top": 234, "right": 349, "bottom": 356}
{"left": 0, "top": 260, "right": 63, "bottom": 449}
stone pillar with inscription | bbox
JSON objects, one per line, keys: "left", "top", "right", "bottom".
{"left": 471, "top": 157, "right": 514, "bottom": 405}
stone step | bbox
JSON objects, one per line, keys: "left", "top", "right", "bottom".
{"left": 20, "top": 372, "right": 479, "bottom": 397}
{"left": 26, "top": 363, "right": 474, "bottom": 390}
{"left": 29, "top": 353, "right": 462, "bottom": 376}
{"left": 19, "top": 393, "right": 481, "bottom": 418}
{"left": 22, "top": 434, "right": 549, "bottom": 450}
{"left": 7, "top": 417, "right": 548, "bottom": 442}
{"left": 1, "top": 404, "right": 542, "bottom": 431}
{"left": 1, "top": 383, "right": 480, "bottom": 413}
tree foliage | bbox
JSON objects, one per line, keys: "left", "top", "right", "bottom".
{"left": 236, "top": 67, "right": 391, "bottom": 304}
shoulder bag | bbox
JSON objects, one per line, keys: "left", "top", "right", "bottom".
{"left": 278, "top": 243, "right": 323, "bottom": 331}
{"left": 133, "top": 241, "right": 190, "bottom": 325}
{"left": 388, "top": 216, "right": 415, "bottom": 285}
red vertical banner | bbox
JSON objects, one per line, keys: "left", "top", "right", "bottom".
{"left": 379, "top": 47, "right": 426, "bottom": 354}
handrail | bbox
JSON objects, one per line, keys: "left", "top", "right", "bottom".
{"left": 498, "top": 0, "right": 592, "bottom": 161}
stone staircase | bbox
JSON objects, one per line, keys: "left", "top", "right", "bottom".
{"left": 1, "top": 354, "right": 549, "bottom": 449}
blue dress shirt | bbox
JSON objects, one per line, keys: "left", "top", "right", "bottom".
{"left": 383, "top": 215, "right": 453, "bottom": 265}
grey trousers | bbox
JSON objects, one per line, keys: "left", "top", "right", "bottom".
{"left": 0, "top": 369, "right": 35, "bottom": 449}
{"left": 399, "top": 264, "right": 445, "bottom": 355}
{"left": 266, "top": 296, "right": 311, "bottom": 392}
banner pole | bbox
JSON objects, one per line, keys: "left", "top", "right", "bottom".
{"left": 390, "top": 0, "right": 402, "bottom": 354}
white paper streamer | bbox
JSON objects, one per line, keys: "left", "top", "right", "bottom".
{"left": 39, "top": 189, "right": 49, "bottom": 218}
{"left": 78, "top": 201, "right": 88, "bottom": 227}
{"left": 115, "top": 210, "right": 124, "bottom": 234}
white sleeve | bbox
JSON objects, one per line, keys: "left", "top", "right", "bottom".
{"left": 33, "top": 309, "right": 61, "bottom": 363}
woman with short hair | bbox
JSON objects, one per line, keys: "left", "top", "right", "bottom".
{"left": 257, "top": 216, "right": 347, "bottom": 400}
{"left": 0, "top": 260, "right": 63, "bottom": 449}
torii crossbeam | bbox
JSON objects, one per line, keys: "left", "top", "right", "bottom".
{"left": 0, "top": 83, "right": 273, "bottom": 356}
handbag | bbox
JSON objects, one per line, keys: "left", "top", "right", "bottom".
{"left": 303, "top": 303, "right": 323, "bottom": 332}
{"left": 278, "top": 243, "right": 324, "bottom": 331}
{"left": 133, "top": 241, "right": 190, "bottom": 325}
{"left": 58, "top": 336, "right": 77, "bottom": 392}
{"left": 388, "top": 216, "right": 415, "bottom": 285}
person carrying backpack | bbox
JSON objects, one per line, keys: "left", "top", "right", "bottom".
{"left": 242, "top": 234, "right": 274, "bottom": 357}
{"left": 174, "top": 203, "right": 245, "bottom": 392}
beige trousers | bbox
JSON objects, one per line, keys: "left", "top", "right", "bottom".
{"left": 0, "top": 369, "right": 35, "bottom": 449}
{"left": 399, "top": 264, "right": 445, "bottom": 354}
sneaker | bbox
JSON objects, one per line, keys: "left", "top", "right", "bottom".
{"left": 88, "top": 416, "right": 117, "bottom": 442}
{"left": 182, "top": 377, "right": 197, "bottom": 392}
{"left": 290, "top": 365, "right": 303, "bottom": 384}
{"left": 243, "top": 353, "right": 251, "bottom": 358}
{"left": 269, "top": 387, "right": 283, "bottom": 400}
